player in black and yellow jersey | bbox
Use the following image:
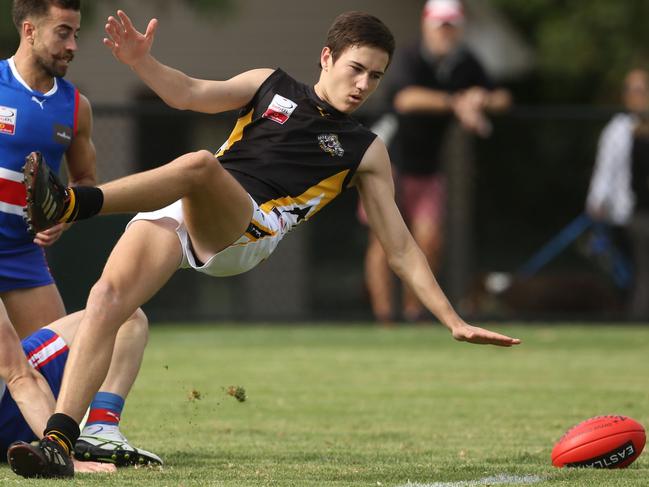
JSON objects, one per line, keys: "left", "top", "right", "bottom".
{"left": 12, "top": 9, "right": 521, "bottom": 478}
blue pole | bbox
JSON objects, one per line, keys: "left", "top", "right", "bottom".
{"left": 518, "top": 213, "right": 593, "bottom": 277}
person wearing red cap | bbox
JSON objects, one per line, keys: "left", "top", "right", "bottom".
{"left": 362, "top": 0, "right": 512, "bottom": 323}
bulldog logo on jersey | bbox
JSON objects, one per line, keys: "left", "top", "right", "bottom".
{"left": 318, "top": 133, "right": 344, "bottom": 157}
{"left": 263, "top": 94, "right": 298, "bottom": 124}
{"left": 0, "top": 106, "right": 17, "bottom": 135}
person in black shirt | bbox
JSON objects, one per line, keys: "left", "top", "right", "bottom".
{"left": 362, "top": 0, "right": 511, "bottom": 322}
{"left": 12, "top": 9, "right": 520, "bottom": 478}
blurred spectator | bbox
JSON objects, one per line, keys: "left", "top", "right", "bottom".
{"left": 586, "top": 68, "right": 649, "bottom": 319}
{"left": 362, "top": 0, "right": 511, "bottom": 323}
{"left": 630, "top": 106, "right": 649, "bottom": 319}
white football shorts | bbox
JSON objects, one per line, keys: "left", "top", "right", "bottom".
{"left": 126, "top": 196, "right": 288, "bottom": 277}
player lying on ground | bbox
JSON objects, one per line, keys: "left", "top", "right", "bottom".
{"left": 1, "top": 303, "right": 162, "bottom": 477}
{"left": 11, "top": 9, "right": 521, "bottom": 478}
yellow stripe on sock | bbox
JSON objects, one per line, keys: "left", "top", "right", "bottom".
{"left": 59, "top": 188, "right": 76, "bottom": 223}
{"left": 47, "top": 431, "right": 71, "bottom": 456}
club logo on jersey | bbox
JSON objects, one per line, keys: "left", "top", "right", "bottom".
{"left": 316, "top": 105, "right": 330, "bottom": 118}
{"left": 318, "top": 133, "right": 344, "bottom": 157}
{"left": 263, "top": 94, "right": 297, "bottom": 124}
{"left": 53, "top": 124, "right": 73, "bottom": 145}
{"left": 0, "top": 106, "right": 17, "bottom": 135}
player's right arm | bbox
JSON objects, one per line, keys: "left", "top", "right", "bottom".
{"left": 103, "top": 10, "right": 272, "bottom": 114}
{"left": 354, "top": 138, "right": 520, "bottom": 347}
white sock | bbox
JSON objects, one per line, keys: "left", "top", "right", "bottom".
{"left": 81, "top": 424, "right": 124, "bottom": 439}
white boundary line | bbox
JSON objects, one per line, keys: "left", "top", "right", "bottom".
{"left": 396, "top": 474, "right": 544, "bottom": 487}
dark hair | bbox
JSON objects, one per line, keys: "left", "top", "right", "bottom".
{"left": 324, "top": 11, "right": 395, "bottom": 66}
{"left": 12, "top": 0, "right": 80, "bottom": 31}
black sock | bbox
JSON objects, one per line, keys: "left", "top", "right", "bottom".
{"left": 44, "top": 413, "right": 80, "bottom": 455}
{"left": 60, "top": 186, "right": 104, "bottom": 223}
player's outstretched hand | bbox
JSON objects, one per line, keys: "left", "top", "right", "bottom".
{"left": 451, "top": 322, "right": 521, "bottom": 347}
{"left": 103, "top": 10, "right": 158, "bottom": 67}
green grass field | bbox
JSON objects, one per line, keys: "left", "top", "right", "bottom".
{"left": 2, "top": 323, "right": 648, "bottom": 486}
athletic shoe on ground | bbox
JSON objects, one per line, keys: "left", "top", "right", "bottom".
{"left": 7, "top": 437, "right": 74, "bottom": 478}
{"left": 22, "top": 151, "right": 68, "bottom": 233}
{"left": 74, "top": 430, "right": 163, "bottom": 467}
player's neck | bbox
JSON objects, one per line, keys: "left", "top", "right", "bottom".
{"left": 12, "top": 47, "right": 55, "bottom": 94}
{"left": 313, "top": 80, "right": 331, "bottom": 107}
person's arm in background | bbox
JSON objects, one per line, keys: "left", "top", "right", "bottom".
{"left": 450, "top": 85, "right": 511, "bottom": 137}
{"left": 393, "top": 49, "right": 512, "bottom": 137}
{"left": 387, "top": 47, "right": 460, "bottom": 114}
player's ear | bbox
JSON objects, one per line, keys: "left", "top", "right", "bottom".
{"left": 22, "top": 20, "right": 37, "bottom": 44}
{"left": 320, "top": 47, "right": 333, "bottom": 72}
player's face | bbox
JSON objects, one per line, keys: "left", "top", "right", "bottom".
{"left": 30, "top": 6, "right": 81, "bottom": 78}
{"left": 319, "top": 45, "right": 389, "bottom": 113}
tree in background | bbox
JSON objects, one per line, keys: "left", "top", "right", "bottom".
{"left": 2, "top": 0, "right": 646, "bottom": 102}
{"left": 492, "top": 0, "right": 649, "bottom": 103}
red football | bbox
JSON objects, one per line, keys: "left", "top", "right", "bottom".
{"left": 552, "top": 415, "right": 646, "bottom": 468}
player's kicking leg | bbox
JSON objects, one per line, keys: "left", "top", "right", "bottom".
{"left": 23, "top": 149, "right": 253, "bottom": 255}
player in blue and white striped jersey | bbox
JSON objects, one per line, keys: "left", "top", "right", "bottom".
{"left": 0, "top": 304, "right": 162, "bottom": 474}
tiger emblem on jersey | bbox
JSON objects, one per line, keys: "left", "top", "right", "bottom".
{"left": 318, "top": 133, "right": 344, "bottom": 157}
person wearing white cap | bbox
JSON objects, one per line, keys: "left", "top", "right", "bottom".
{"left": 362, "top": 0, "right": 512, "bottom": 323}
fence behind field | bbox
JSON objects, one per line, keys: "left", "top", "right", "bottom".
{"left": 49, "top": 104, "right": 631, "bottom": 322}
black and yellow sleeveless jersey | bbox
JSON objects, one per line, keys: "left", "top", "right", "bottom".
{"left": 216, "top": 69, "right": 376, "bottom": 229}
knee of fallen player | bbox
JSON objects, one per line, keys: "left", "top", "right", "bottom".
{"left": 118, "top": 308, "right": 149, "bottom": 344}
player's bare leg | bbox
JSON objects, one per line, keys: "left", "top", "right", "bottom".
{"left": 25, "top": 150, "right": 253, "bottom": 255}
{"left": 46, "top": 308, "right": 149, "bottom": 400}
{"left": 66, "top": 310, "right": 162, "bottom": 465}
{"left": 55, "top": 220, "right": 181, "bottom": 424}
{"left": 98, "top": 150, "right": 253, "bottom": 260}
{"left": 35, "top": 309, "right": 162, "bottom": 466}
{"left": 1, "top": 284, "right": 66, "bottom": 338}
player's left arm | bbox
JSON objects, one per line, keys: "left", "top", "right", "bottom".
{"left": 354, "top": 138, "right": 520, "bottom": 347}
{"left": 34, "top": 94, "right": 97, "bottom": 247}
{"left": 66, "top": 94, "right": 97, "bottom": 186}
